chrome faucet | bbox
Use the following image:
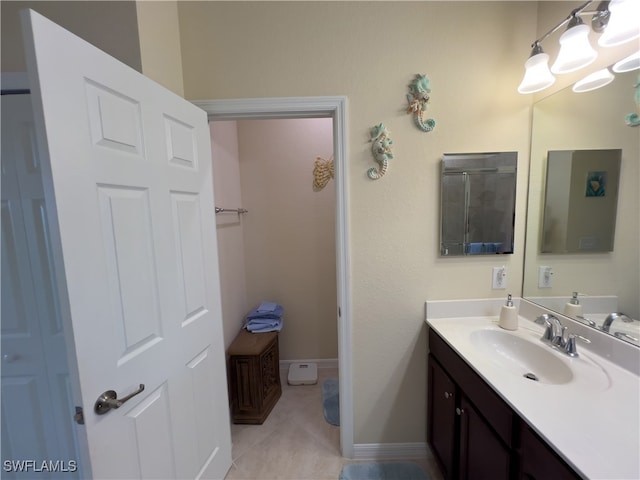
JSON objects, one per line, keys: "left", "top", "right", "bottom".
{"left": 574, "top": 315, "right": 596, "bottom": 327}
{"left": 601, "top": 312, "right": 632, "bottom": 332}
{"left": 534, "top": 314, "right": 590, "bottom": 357}
{"left": 534, "top": 314, "right": 564, "bottom": 345}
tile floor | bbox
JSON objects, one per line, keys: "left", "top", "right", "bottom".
{"left": 225, "top": 368, "right": 444, "bottom": 480}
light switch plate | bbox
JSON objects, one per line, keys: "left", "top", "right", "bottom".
{"left": 538, "top": 266, "right": 553, "bottom": 288}
{"left": 492, "top": 267, "right": 507, "bottom": 289}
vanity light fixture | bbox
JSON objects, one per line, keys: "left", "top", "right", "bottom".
{"left": 572, "top": 68, "right": 615, "bottom": 92}
{"left": 517, "top": 42, "right": 556, "bottom": 94}
{"left": 612, "top": 51, "right": 640, "bottom": 73}
{"left": 551, "top": 14, "right": 598, "bottom": 74}
{"left": 518, "top": 0, "right": 639, "bottom": 94}
{"left": 597, "top": 0, "right": 640, "bottom": 47}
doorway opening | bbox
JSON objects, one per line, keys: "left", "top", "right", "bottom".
{"left": 194, "top": 96, "right": 353, "bottom": 458}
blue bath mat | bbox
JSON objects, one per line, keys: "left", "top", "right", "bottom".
{"left": 339, "top": 462, "right": 429, "bottom": 480}
{"left": 322, "top": 378, "right": 340, "bottom": 426}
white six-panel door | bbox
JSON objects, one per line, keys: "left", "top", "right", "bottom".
{"left": 20, "top": 9, "right": 231, "bottom": 479}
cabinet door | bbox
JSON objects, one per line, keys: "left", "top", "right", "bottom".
{"left": 520, "top": 425, "right": 581, "bottom": 480}
{"left": 458, "top": 396, "right": 511, "bottom": 480}
{"left": 428, "top": 355, "right": 457, "bottom": 479}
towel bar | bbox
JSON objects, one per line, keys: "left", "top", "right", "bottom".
{"left": 215, "top": 207, "right": 248, "bottom": 214}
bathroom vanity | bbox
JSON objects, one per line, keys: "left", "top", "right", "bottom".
{"left": 426, "top": 299, "right": 640, "bottom": 480}
{"left": 428, "top": 328, "right": 579, "bottom": 479}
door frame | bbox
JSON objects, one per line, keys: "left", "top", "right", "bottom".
{"left": 193, "top": 96, "right": 353, "bottom": 458}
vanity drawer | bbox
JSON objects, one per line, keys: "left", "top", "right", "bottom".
{"left": 429, "top": 328, "right": 514, "bottom": 448}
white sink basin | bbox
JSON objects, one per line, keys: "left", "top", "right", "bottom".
{"left": 470, "top": 329, "right": 573, "bottom": 385}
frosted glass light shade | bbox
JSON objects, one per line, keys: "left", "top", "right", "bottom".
{"left": 572, "top": 69, "right": 615, "bottom": 93}
{"left": 598, "top": 0, "right": 640, "bottom": 47}
{"left": 551, "top": 24, "right": 598, "bottom": 74}
{"left": 612, "top": 51, "right": 640, "bottom": 72}
{"left": 518, "top": 52, "right": 556, "bottom": 94}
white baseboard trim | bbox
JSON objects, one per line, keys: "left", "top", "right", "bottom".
{"left": 352, "top": 442, "right": 428, "bottom": 460}
{"left": 279, "top": 358, "right": 339, "bottom": 369}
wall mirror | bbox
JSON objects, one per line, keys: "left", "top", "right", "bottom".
{"left": 542, "top": 148, "right": 621, "bottom": 253}
{"left": 440, "top": 152, "right": 517, "bottom": 257}
{"left": 523, "top": 68, "right": 639, "bottom": 345}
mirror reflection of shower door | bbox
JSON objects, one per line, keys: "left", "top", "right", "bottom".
{"left": 467, "top": 171, "right": 516, "bottom": 253}
{"left": 1, "top": 93, "right": 81, "bottom": 479}
{"left": 440, "top": 152, "right": 517, "bottom": 256}
{"left": 441, "top": 172, "right": 467, "bottom": 256}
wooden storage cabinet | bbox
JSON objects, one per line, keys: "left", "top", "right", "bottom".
{"left": 228, "top": 330, "right": 281, "bottom": 424}
{"left": 427, "top": 329, "right": 580, "bottom": 480}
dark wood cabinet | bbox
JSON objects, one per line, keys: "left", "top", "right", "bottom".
{"left": 428, "top": 328, "right": 580, "bottom": 480}
{"left": 228, "top": 330, "right": 281, "bottom": 424}
{"left": 428, "top": 357, "right": 457, "bottom": 479}
{"left": 519, "top": 424, "right": 581, "bottom": 480}
{"left": 458, "top": 395, "right": 511, "bottom": 480}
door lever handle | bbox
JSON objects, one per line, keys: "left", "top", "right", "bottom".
{"left": 94, "top": 384, "right": 145, "bottom": 415}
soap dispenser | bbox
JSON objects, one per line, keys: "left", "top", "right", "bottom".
{"left": 564, "top": 292, "right": 583, "bottom": 318}
{"left": 498, "top": 294, "right": 518, "bottom": 330}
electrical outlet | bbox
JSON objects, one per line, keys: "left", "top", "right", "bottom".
{"left": 538, "top": 266, "right": 553, "bottom": 288}
{"left": 492, "top": 266, "right": 507, "bottom": 289}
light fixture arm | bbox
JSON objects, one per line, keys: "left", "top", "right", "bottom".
{"left": 530, "top": 1, "right": 598, "bottom": 48}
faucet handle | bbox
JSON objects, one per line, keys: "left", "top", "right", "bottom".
{"left": 564, "top": 333, "right": 591, "bottom": 357}
{"left": 535, "top": 314, "right": 560, "bottom": 343}
{"left": 552, "top": 325, "right": 568, "bottom": 348}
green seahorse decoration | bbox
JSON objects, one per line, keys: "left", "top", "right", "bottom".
{"left": 625, "top": 73, "right": 640, "bottom": 127}
{"left": 406, "top": 74, "right": 436, "bottom": 132}
{"left": 368, "top": 123, "right": 393, "bottom": 180}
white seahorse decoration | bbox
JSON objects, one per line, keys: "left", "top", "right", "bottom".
{"left": 368, "top": 123, "right": 394, "bottom": 180}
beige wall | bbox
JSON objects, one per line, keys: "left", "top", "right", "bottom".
{"left": 177, "top": 1, "right": 538, "bottom": 444}
{"left": 136, "top": 0, "right": 184, "bottom": 96}
{"left": 210, "top": 121, "right": 249, "bottom": 351}
{"left": 1, "top": 1, "right": 141, "bottom": 73}
{"left": 237, "top": 118, "right": 337, "bottom": 361}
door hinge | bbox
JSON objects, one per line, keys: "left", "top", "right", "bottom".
{"left": 73, "top": 406, "right": 84, "bottom": 425}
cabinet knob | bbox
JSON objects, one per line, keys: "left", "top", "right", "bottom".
{"left": 456, "top": 407, "right": 465, "bottom": 416}
{"left": 444, "top": 391, "right": 452, "bottom": 399}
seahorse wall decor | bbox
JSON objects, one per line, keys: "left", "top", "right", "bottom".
{"left": 406, "top": 74, "right": 436, "bottom": 132}
{"left": 625, "top": 73, "right": 639, "bottom": 127}
{"left": 368, "top": 123, "right": 393, "bottom": 180}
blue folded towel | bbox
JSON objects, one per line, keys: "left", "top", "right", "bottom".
{"left": 246, "top": 304, "right": 284, "bottom": 320}
{"left": 257, "top": 301, "right": 278, "bottom": 312}
{"left": 245, "top": 318, "right": 278, "bottom": 326}
{"left": 244, "top": 302, "right": 284, "bottom": 333}
{"left": 245, "top": 317, "right": 283, "bottom": 333}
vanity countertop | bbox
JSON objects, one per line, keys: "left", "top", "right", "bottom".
{"left": 426, "top": 312, "right": 640, "bottom": 480}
